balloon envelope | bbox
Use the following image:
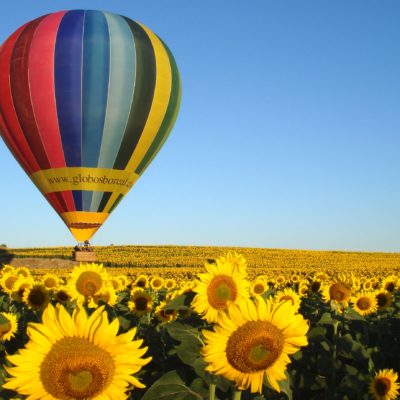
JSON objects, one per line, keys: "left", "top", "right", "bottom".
{"left": 0, "top": 10, "right": 181, "bottom": 241}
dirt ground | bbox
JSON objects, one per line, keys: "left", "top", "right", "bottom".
{"left": 2, "top": 257, "right": 79, "bottom": 269}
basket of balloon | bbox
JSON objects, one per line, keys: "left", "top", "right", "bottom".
{"left": 72, "top": 243, "right": 97, "bottom": 262}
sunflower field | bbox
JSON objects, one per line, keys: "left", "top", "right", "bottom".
{"left": 0, "top": 250, "right": 399, "bottom": 400}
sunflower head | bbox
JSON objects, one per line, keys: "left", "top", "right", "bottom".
{"left": 11, "top": 275, "right": 34, "bottom": 302}
{"left": 290, "top": 274, "right": 301, "bottom": 284}
{"left": 23, "top": 284, "right": 51, "bottom": 310}
{"left": 88, "top": 285, "right": 118, "bottom": 309}
{"left": 298, "top": 284, "right": 309, "bottom": 297}
{"left": 53, "top": 289, "right": 70, "bottom": 306}
{"left": 363, "top": 279, "right": 373, "bottom": 291}
{"left": 381, "top": 276, "right": 398, "bottom": 293}
{"left": 42, "top": 273, "right": 61, "bottom": 290}
{"left": 192, "top": 259, "right": 250, "bottom": 323}
{"left": 0, "top": 312, "right": 18, "bottom": 341}
{"left": 15, "top": 266, "right": 31, "bottom": 278}
{"left": 217, "top": 252, "right": 247, "bottom": 273}
{"left": 129, "top": 289, "right": 154, "bottom": 317}
{"left": 150, "top": 276, "right": 164, "bottom": 290}
{"left": 250, "top": 279, "right": 268, "bottom": 296}
{"left": 375, "top": 290, "right": 393, "bottom": 311}
{"left": 369, "top": 369, "right": 399, "bottom": 400}
{"left": 155, "top": 301, "right": 178, "bottom": 323}
{"left": 1, "top": 265, "right": 14, "bottom": 274}
{"left": 0, "top": 271, "right": 19, "bottom": 294}
{"left": 313, "top": 271, "right": 329, "bottom": 282}
{"left": 275, "top": 275, "right": 286, "bottom": 287}
{"left": 3, "top": 303, "right": 151, "bottom": 399}
{"left": 351, "top": 291, "right": 377, "bottom": 317}
{"left": 202, "top": 296, "right": 309, "bottom": 393}
{"left": 274, "top": 288, "right": 301, "bottom": 312}
{"left": 165, "top": 278, "right": 177, "bottom": 290}
{"left": 67, "top": 263, "right": 110, "bottom": 302}
{"left": 134, "top": 275, "right": 148, "bottom": 288}
{"left": 322, "top": 278, "right": 352, "bottom": 306}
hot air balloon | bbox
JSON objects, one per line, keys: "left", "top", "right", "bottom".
{"left": 0, "top": 10, "right": 181, "bottom": 242}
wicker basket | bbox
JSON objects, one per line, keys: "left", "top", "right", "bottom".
{"left": 73, "top": 251, "right": 97, "bottom": 262}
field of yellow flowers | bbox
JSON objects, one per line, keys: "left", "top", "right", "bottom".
{"left": 0, "top": 247, "right": 399, "bottom": 399}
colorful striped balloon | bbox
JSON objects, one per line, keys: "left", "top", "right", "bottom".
{"left": 0, "top": 10, "right": 181, "bottom": 242}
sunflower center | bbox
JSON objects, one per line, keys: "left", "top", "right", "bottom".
{"left": 329, "top": 283, "right": 351, "bottom": 302}
{"left": 0, "top": 321, "right": 11, "bottom": 337}
{"left": 136, "top": 280, "right": 146, "bottom": 288}
{"left": 28, "top": 288, "right": 49, "bottom": 308}
{"left": 374, "top": 377, "right": 391, "bottom": 396}
{"left": 56, "top": 291, "right": 70, "bottom": 303}
{"left": 385, "top": 282, "right": 395, "bottom": 292}
{"left": 135, "top": 297, "right": 149, "bottom": 311}
{"left": 226, "top": 321, "right": 284, "bottom": 372}
{"left": 279, "top": 295, "right": 294, "bottom": 305}
{"left": 152, "top": 279, "right": 162, "bottom": 288}
{"left": 311, "top": 281, "right": 321, "bottom": 293}
{"left": 356, "top": 297, "right": 371, "bottom": 311}
{"left": 40, "top": 337, "right": 115, "bottom": 399}
{"left": 44, "top": 278, "right": 57, "bottom": 288}
{"left": 76, "top": 271, "right": 103, "bottom": 296}
{"left": 376, "top": 293, "right": 388, "bottom": 307}
{"left": 5, "top": 276, "right": 17, "bottom": 290}
{"left": 253, "top": 284, "right": 265, "bottom": 294}
{"left": 207, "top": 275, "right": 237, "bottom": 310}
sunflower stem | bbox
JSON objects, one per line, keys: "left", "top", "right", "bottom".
{"left": 209, "top": 383, "right": 216, "bottom": 400}
{"left": 232, "top": 389, "right": 242, "bottom": 400}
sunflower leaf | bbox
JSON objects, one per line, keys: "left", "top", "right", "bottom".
{"left": 141, "top": 370, "right": 203, "bottom": 400}
{"left": 278, "top": 370, "right": 293, "bottom": 400}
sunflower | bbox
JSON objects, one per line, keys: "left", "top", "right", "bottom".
{"left": 0, "top": 312, "right": 18, "bottom": 341}
{"left": 67, "top": 263, "right": 110, "bottom": 302}
{"left": 202, "top": 296, "right": 309, "bottom": 393}
{"left": 375, "top": 290, "right": 393, "bottom": 311}
{"left": 165, "top": 278, "right": 177, "bottom": 291}
{"left": 15, "top": 266, "right": 31, "bottom": 278}
{"left": 149, "top": 276, "right": 164, "bottom": 290}
{"left": 363, "top": 279, "right": 374, "bottom": 291}
{"left": 117, "top": 274, "right": 129, "bottom": 290}
{"left": 42, "top": 273, "right": 61, "bottom": 290}
{"left": 313, "top": 271, "right": 329, "bottom": 282}
{"left": 250, "top": 279, "right": 268, "bottom": 296}
{"left": 1, "top": 264, "right": 14, "bottom": 274}
{"left": 275, "top": 275, "right": 286, "bottom": 287}
{"left": 128, "top": 289, "right": 154, "bottom": 317}
{"left": 134, "top": 275, "right": 148, "bottom": 288}
{"left": 3, "top": 303, "right": 151, "bottom": 399}
{"left": 155, "top": 301, "right": 178, "bottom": 323}
{"left": 274, "top": 288, "right": 301, "bottom": 312}
{"left": 217, "top": 252, "right": 247, "bottom": 273}
{"left": 11, "top": 275, "right": 34, "bottom": 302}
{"left": 351, "top": 291, "right": 377, "bottom": 316}
{"left": 88, "top": 285, "right": 118, "bottom": 309}
{"left": 191, "top": 260, "right": 250, "bottom": 323}
{"left": 381, "top": 276, "right": 398, "bottom": 293}
{"left": 370, "top": 277, "right": 380, "bottom": 290}
{"left": 369, "top": 369, "right": 399, "bottom": 400}
{"left": 54, "top": 287, "right": 71, "bottom": 304}
{"left": 110, "top": 277, "right": 123, "bottom": 292}
{"left": 351, "top": 275, "right": 361, "bottom": 291}
{"left": 321, "top": 278, "right": 352, "bottom": 306}
{"left": 290, "top": 274, "right": 301, "bottom": 284}
{"left": 298, "top": 284, "right": 309, "bottom": 297}
{"left": 22, "top": 284, "right": 51, "bottom": 311}
{"left": 0, "top": 271, "right": 19, "bottom": 295}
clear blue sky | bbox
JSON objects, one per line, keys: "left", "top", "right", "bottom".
{"left": 1, "top": 1, "right": 399, "bottom": 251}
